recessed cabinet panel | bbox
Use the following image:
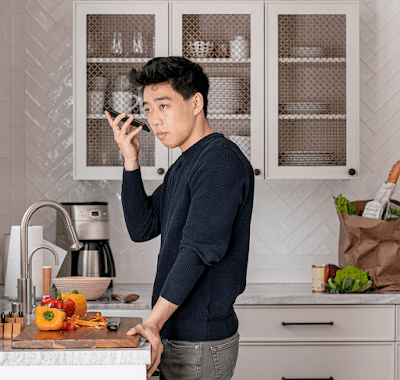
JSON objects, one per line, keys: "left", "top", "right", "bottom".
{"left": 233, "top": 343, "right": 395, "bottom": 380}
{"left": 266, "top": 2, "right": 359, "bottom": 179}
{"left": 74, "top": 2, "right": 169, "bottom": 180}
{"left": 170, "top": 2, "right": 265, "bottom": 177}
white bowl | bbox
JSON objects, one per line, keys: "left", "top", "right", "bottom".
{"left": 188, "top": 41, "right": 214, "bottom": 58}
{"left": 53, "top": 277, "right": 111, "bottom": 301}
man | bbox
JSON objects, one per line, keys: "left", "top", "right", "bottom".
{"left": 105, "top": 56, "right": 254, "bottom": 380}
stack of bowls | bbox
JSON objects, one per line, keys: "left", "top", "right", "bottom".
{"left": 188, "top": 41, "right": 214, "bottom": 58}
{"left": 208, "top": 77, "right": 243, "bottom": 114}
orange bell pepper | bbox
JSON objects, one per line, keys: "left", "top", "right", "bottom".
{"left": 59, "top": 290, "right": 87, "bottom": 316}
{"left": 35, "top": 306, "right": 66, "bottom": 331}
{"left": 67, "top": 290, "right": 87, "bottom": 316}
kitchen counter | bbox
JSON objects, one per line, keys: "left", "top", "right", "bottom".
{"left": 3, "top": 282, "right": 400, "bottom": 313}
{"left": 2, "top": 282, "right": 400, "bottom": 372}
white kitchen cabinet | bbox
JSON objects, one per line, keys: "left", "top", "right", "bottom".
{"left": 265, "top": 1, "right": 359, "bottom": 179}
{"left": 74, "top": 1, "right": 264, "bottom": 180}
{"left": 74, "top": 1, "right": 359, "bottom": 181}
{"left": 170, "top": 1, "right": 265, "bottom": 177}
{"left": 233, "top": 305, "right": 395, "bottom": 380}
{"left": 73, "top": 2, "right": 169, "bottom": 180}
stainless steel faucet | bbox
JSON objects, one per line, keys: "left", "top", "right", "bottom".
{"left": 17, "top": 200, "right": 84, "bottom": 314}
{"left": 28, "top": 245, "right": 59, "bottom": 304}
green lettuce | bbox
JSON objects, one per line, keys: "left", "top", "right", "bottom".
{"left": 326, "top": 265, "right": 373, "bottom": 293}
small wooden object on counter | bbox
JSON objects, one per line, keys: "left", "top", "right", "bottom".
{"left": 111, "top": 293, "right": 140, "bottom": 303}
{"left": 42, "top": 266, "right": 52, "bottom": 297}
{"left": 15, "top": 312, "right": 27, "bottom": 328}
{"left": 6, "top": 311, "right": 15, "bottom": 324}
{"left": 12, "top": 316, "right": 142, "bottom": 349}
{"left": 3, "top": 323, "right": 12, "bottom": 340}
{"left": 12, "top": 323, "right": 22, "bottom": 339}
{"left": 0, "top": 311, "right": 28, "bottom": 339}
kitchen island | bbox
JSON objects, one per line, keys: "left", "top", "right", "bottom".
{"left": 2, "top": 283, "right": 400, "bottom": 379}
{"left": 0, "top": 285, "right": 152, "bottom": 378}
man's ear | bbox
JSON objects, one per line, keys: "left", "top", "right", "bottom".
{"left": 193, "top": 92, "right": 204, "bottom": 116}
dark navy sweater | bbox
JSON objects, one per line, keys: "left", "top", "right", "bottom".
{"left": 121, "top": 133, "right": 254, "bottom": 341}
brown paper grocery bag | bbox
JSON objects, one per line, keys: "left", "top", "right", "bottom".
{"left": 334, "top": 197, "right": 400, "bottom": 291}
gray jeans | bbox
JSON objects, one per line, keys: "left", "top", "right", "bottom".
{"left": 159, "top": 331, "right": 239, "bottom": 380}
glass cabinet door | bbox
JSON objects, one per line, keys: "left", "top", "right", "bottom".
{"left": 266, "top": 2, "right": 359, "bottom": 179}
{"left": 170, "top": 2, "right": 265, "bottom": 177}
{"left": 74, "top": 2, "right": 169, "bottom": 180}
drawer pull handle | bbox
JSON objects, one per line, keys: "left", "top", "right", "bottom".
{"left": 282, "top": 377, "right": 333, "bottom": 380}
{"left": 281, "top": 322, "right": 334, "bottom": 326}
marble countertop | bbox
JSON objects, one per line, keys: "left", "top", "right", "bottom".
{"left": 3, "top": 282, "right": 400, "bottom": 313}
{"left": 2, "top": 282, "right": 400, "bottom": 365}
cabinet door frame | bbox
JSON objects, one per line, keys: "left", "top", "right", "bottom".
{"left": 265, "top": 1, "right": 359, "bottom": 179}
{"left": 169, "top": 1, "right": 265, "bottom": 177}
{"left": 73, "top": 1, "right": 169, "bottom": 180}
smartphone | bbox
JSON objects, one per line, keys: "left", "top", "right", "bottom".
{"left": 105, "top": 108, "right": 150, "bottom": 132}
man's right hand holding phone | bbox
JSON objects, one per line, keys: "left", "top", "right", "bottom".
{"left": 105, "top": 110, "right": 142, "bottom": 172}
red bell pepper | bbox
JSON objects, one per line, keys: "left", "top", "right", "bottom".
{"left": 57, "top": 291, "right": 76, "bottom": 317}
{"left": 41, "top": 296, "right": 65, "bottom": 310}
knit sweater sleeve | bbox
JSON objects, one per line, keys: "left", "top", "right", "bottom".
{"left": 121, "top": 168, "right": 162, "bottom": 242}
{"left": 160, "top": 145, "right": 249, "bottom": 306}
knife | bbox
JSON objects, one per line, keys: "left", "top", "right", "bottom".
{"left": 107, "top": 317, "right": 121, "bottom": 331}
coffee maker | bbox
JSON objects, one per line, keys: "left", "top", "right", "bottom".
{"left": 57, "top": 202, "right": 116, "bottom": 285}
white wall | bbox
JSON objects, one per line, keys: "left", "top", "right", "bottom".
{"left": 1, "top": 0, "right": 399, "bottom": 285}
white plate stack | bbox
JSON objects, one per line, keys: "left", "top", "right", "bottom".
{"left": 208, "top": 77, "right": 243, "bottom": 115}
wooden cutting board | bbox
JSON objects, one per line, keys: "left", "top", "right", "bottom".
{"left": 12, "top": 317, "right": 142, "bottom": 349}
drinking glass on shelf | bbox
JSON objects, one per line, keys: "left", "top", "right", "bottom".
{"left": 87, "top": 31, "right": 96, "bottom": 57}
{"left": 132, "top": 31, "right": 144, "bottom": 57}
{"left": 111, "top": 32, "right": 123, "bottom": 56}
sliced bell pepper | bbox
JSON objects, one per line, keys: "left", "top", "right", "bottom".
{"left": 35, "top": 306, "right": 66, "bottom": 331}
{"left": 40, "top": 296, "right": 65, "bottom": 311}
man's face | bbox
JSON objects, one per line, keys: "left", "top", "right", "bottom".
{"left": 143, "top": 82, "right": 198, "bottom": 151}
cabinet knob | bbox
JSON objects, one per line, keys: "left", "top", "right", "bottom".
{"left": 348, "top": 168, "right": 356, "bottom": 176}
{"left": 157, "top": 168, "right": 165, "bottom": 175}
{"left": 254, "top": 169, "right": 261, "bottom": 176}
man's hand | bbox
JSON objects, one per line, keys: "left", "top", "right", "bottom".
{"left": 127, "top": 322, "right": 163, "bottom": 378}
{"left": 126, "top": 296, "right": 179, "bottom": 378}
{"left": 105, "top": 110, "right": 142, "bottom": 171}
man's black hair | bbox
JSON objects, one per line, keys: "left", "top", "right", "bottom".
{"left": 129, "top": 56, "right": 209, "bottom": 117}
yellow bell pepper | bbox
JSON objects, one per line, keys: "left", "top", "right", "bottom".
{"left": 61, "top": 292, "right": 71, "bottom": 301}
{"left": 67, "top": 290, "right": 87, "bottom": 316}
{"left": 58, "top": 290, "right": 87, "bottom": 316}
{"left": 35, "top": 306, "right": 66, "bottom": 331}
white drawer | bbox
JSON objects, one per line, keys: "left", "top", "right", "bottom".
{"left": 233, "top": 342, "right": 395, "bottom": 380}
{"left": 235, "top": 305, "right": 395, "bottom": 342}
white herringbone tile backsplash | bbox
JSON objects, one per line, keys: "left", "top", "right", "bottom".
{"left": 1, "top": 0, "right": 399, "bottom": 285}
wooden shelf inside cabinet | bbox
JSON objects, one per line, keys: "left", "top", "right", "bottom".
{"left": 207, "top": 114, "right": 250, "bottom": 120}
{"left": 88, "top": 113, "right": 147, "bottom": 120}
{"left": 279, "top": 114, "right": 346, "bottom": 120}
{"left": 88, "top": 114, "right": 251, "bottom": 121}
{"left": 87, "top": 57, "right": 152, "bottom": 63}
{"left": 190, "top": 58, "right": 251, "bottom": 64}
{"left": 279, "top": 58, "right": 346, "bottom": 63}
